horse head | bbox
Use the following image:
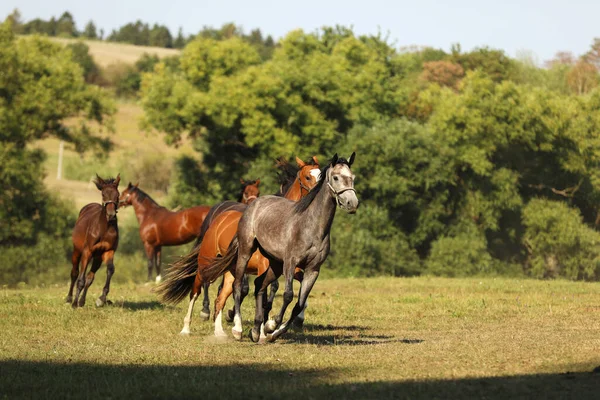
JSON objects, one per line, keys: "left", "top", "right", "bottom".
{"left": 119, "top": 182, "right": 138, "bottom": 208}
{"left": 326, "top": 152, "right": 358, "bottom": 214}
{"left": 240, "top": 178, "right": 260, "bottom": 204}
{"left": 295, "top": 156, "right": 321, "bottom": 194}
{"left": 94, "top": 173, "right": 121, "bottom": 221}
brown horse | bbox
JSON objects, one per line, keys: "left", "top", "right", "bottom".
{"left": 117, "top": 181, "right": 262, "bottom": 282}
{"left": 67, "top": 174, "right": 121, "bottom": 308}
{"left": 156, "top": 156, "right": 320, "bottom": 335}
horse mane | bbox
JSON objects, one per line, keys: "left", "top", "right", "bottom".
{"left": 237, "top": 179, "right": 259, "bottom": 202}
{"left": 293, "top": 156, "right": 350, "bottom": 213}
{"left": 275, "top": 156, "right": 319, "bottom": 197}
{"left": 94, "top": 176, "right": 119, "bottom": 186}
{"left": 132, "top": 186, "right": 160, "bottom": 207}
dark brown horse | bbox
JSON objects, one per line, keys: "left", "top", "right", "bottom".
{"left": 202, "top": 153, "right": 358, "bottom": 342}
{"left": 117, "top": 181, "right": 260, "bottom": 282}
{"left": 67, "top": 174, "right": 121, "bottom": 308}
{"left": 156, "top": 157, "right": 320, "bottom": 335}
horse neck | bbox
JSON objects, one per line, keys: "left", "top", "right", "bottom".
{"left": 284, "top": 179, "right": 305, "bottom": 201}
{"left": 304, "top": 179, "right": 337, "bottom": 240}
{"left": 131, "top": 193, "right": 160, "bottom": 225}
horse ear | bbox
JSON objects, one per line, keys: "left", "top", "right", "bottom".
{"left": 312, "top": 156, "right": 319, "bottom": 165}
{"left": 134, "top": 182, "right": 139, "bottom": 188}
{"left": 348, "top": 152, "right": 356, "bottom": 167}
{"left": 240, "top": 178, "right": 245, "bottom": 184}
{"left": 115, "top": 173, "right": 121, "bottom": 187}
{"left": 295, "top": 156, "right": 305, "bottom": 167}
{"left": 330, "top": 153, "right": 338, "bottom": 166}
{"left": 94, "top": 174, "right": 104, "bottom": 190}
{"left": 255, "top": 178, "right": 260, "bottom": 186}
{"left": 128, "top": 182, "right": 133, "bottom": 188}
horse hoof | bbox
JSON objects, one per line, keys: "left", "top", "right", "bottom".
{"left": 200, "top": 311, "right": 210, "bottom": 321}
{"left": 179, "top": 329, "right": 191, "bottom": 336}
{"left": 250, "top": 329, "right": 261, "bottom": 343}
{"left": 71, "top": 302, "right": 78, "bottom": 309}
{"left": 264, "top": 319, "right": 277, "bottom": 334}
{"left": 232, "top": 328, "right": 243, "bottom": 341}
{"left": 225, "top": 309, "right": 234, "bottom": 323}
{"left": 214, "top": 331, "right": 228, "bottom": 338}
{"left": 292, "top": 318, "right": 304, "bottom": 332}
{"left": 266, "top": 333, "right": 276, "bottom": 343}
{"left": 95, "top": 298, "right": 105, "bottom": 307}
{"left": 65, "top": 296, "right": 72, "bottom": 303}
{"left": 106, "top": 300, "right": 113, "bottom": 306}
{"left": 155, "top": 275, "right": 162, "bottom": 283}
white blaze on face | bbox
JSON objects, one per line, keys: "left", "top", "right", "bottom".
{"left": 310, "top": 169, "right": 321, "bottom": 182}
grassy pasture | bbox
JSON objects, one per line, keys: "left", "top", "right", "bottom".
{"left": 1, "top": 277, "right": 599, "bottom": 399}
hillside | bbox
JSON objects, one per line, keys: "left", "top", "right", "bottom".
{"left": 49, "top": 37, "right": 180, "bottom": 67}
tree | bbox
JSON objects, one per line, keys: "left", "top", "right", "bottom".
{"left": 419, "top": 61, "right": 464, "bottom": 89}
{"left": 66, "top": 41, "right": 101, "bottom": 83}
{"left": 83, "top": 20, "right": 97, "bottom": 39}
{"left": 173, "top": 27, "right": 186, "bottom": 48}
{"left": 584, "top": 38, "right": 600, "bottom": 70}
{"left": 149, "top": 24, "right": 172, "bottom": 48}
{"left": 56, "top": 11, "right": 77, "bottom": 37}
{"left": 567, "top": 60, "right": 599, "bottom": 95}
{"left": 0, "top": 23, "right": 115, "bottom": 283}
{"left": 4, "top": 8, "right": 23, "bottom": 33}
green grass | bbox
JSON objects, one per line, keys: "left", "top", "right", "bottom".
{"left": 1, "top": 277, "right": 599, "bottom": 399}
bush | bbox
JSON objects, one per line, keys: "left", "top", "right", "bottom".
{"left": 522, "top": 199, "right": 600, "bottom": 280}
{"left": 425, "top": 223, "right": 494, "bottom": 277}
{"left": 0, "top": 195, "right": 76, "bottom": 286}
{"left": 325, "top": 204, "right": 421, "bottom": 277}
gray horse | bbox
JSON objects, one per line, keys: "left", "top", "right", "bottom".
{"left": 202, "top": 153, "right": 358, "bottom": 342}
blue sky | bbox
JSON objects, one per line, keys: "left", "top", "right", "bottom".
{"left": 2, "top": 0, "right": 599, "bottom": 63}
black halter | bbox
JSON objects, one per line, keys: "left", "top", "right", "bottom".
{"left": 102, "top": 200, "right": 119, "bottom": 213}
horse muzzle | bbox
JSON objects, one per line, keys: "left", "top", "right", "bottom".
{"left": 337, "top": 191, "right": 359, "bottom": 214}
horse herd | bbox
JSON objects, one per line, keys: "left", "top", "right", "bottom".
{"left": 67, "top": 153, "right": 358, "bottom": 343}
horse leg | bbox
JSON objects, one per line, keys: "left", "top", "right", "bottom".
{"left": 144, "top": 244, "right": 155, "bottom": 282}
{"left": 269, "top": 259, "right": 296, "bottom": 331}
{"left": 79, "top": 256, "right": 102, "bottom": 308}
{"left": 227, "top": 273, "right": 249, "bottom": 322}
{"left": 213, "top": 271, "right": 234, "bottom": 337}
{"left": 180, "top": 272, "right": 202, "bottom": 335}
{"left": 96, "top": 251, "right": 115, "bottom": 307}
{"left": 155, "top": 247, "right": 162, "bottom": 283}
{"left": 72, "top": 250, "right": 91, "bottom": 308}
{"left": 292, "top": 281, "right": 307, "bottom": 331}
{"left": 232, "top": 246, "right": 255, "bottom": 341}
{"left": 66, "top": 249, "right": 81, "bottom": 303}
{"left": 268, "top": 267, "right": 320, "bottom": 343}
{"left": 251, "top": 268, "right": 278, "bottom": 343}
{"left": 200, "top": 281, "right": 211, "bottom": 321}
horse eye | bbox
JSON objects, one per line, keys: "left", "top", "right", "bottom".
{"left": 333, "top": 176, "right": 339, "bottom": 181}
{"left": 305, "top": 176, "right": 310, "bottom": 180}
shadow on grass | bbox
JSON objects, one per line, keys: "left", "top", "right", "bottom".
{"left": 301, "top": 323, "right": 369, "bottom": 332}
{"left": 118, "top": 300, "right": 165, "bottom": 311}
{"left": 0, "top": 360, "right": 598, "bottom": 400}
{"left": 285, "top": 333, "right": 421, "bottom": 346}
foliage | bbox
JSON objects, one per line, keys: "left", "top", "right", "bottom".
{"left": 66, "top": 41, "right": 101, "bottom": 83}
{"left": 522, "top": 199, "right": 600, "bottom": 280}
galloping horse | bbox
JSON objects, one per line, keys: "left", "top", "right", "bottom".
{"left": 117, "top": 181, "right": 259, "bottom": 282}
{"left": 67, "top": 174, "right": 121, "bottom": 308}
{"left": 156, "top": 157, "right": 320, "bottom": 335}
{"left": 202, "top": 153, "right": 358, "bottom": 342}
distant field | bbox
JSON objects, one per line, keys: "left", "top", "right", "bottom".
{"left": 37, "top": 100, "right": 193, "bottom": 209}
{"left": 49, "top": 37, "right": 181, "bottom": 67}
{"left": 1, "top": 277, "right": 599, "bottom": 399}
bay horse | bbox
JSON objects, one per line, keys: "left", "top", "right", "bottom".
{"left": 202, "top": 153, "right": 358, "bottom": 342}
{"left": 67, "top": 174, "right": 121, "bottom": 308}
{"left": 156, "top": 156, "right": 320, "bottom": 335}
{"left": 117, "top": 180, "right": 259, "bottom": 282}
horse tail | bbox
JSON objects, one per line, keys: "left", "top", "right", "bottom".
{"left": 202, "top": 236, "right": 239, "bottom": 284}
{"left": 155, "top": 246, "right": 200, "bottom": 305}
